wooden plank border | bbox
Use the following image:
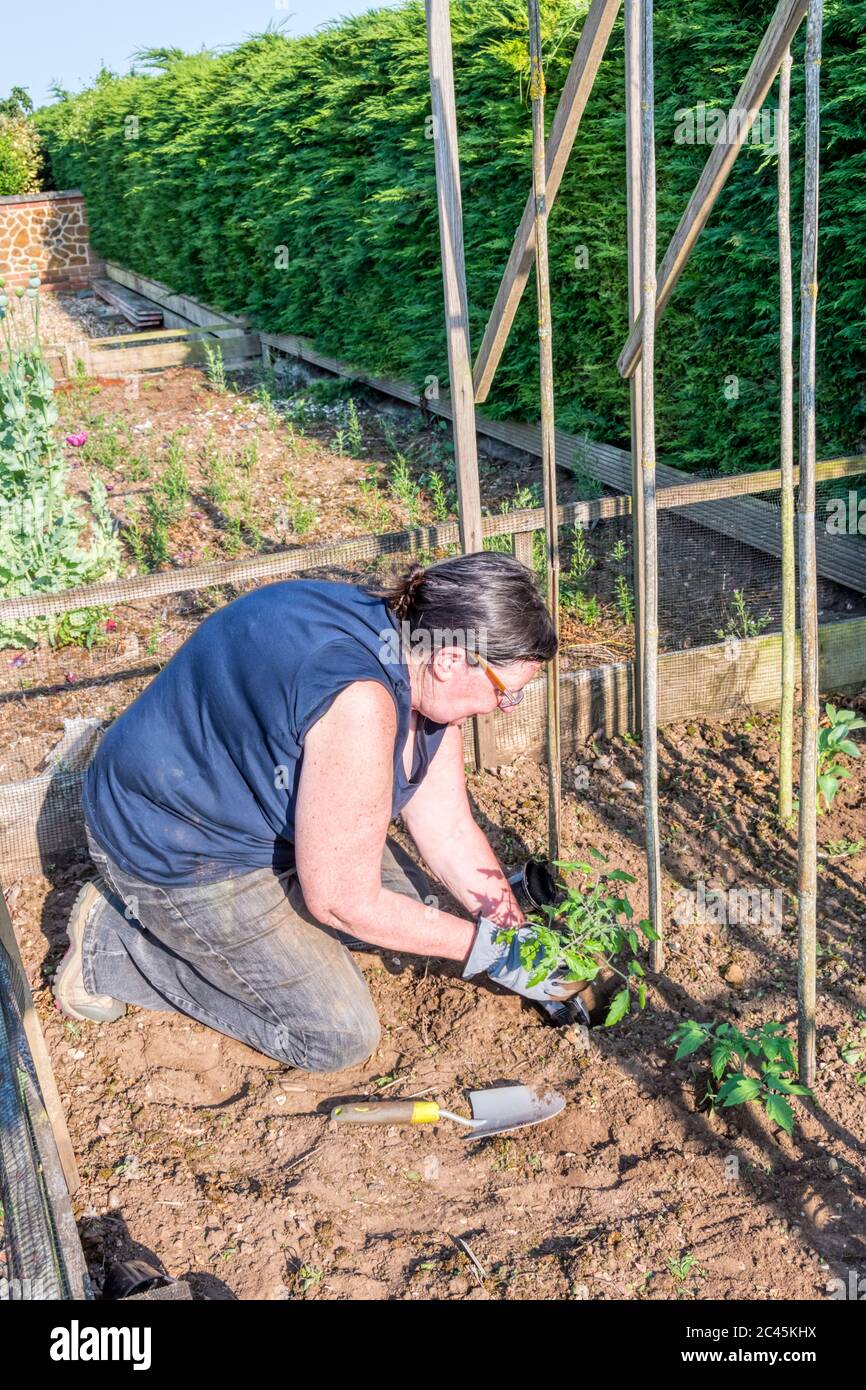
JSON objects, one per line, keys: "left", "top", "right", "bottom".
{"left": 485, "top": 614, "right": 866, "bottom": 765}
{"left": 0, "top": 885, "right": 80, "bottom": 1195}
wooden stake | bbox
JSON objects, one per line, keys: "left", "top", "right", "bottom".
{"left": 624, "top": 0, "right": 645, "bottom": 724}
{"left": 425, "top": 0, "right": 484, "bottom": 558}
{"left": 778, "top": 49, "right": 796, "bottom": 822}
{"left": 638, "top": 0, "right": 663, "bottom": 968}
{"left": 425, "top": 0, "right": 490, "bottom": 771}
{"left": 528, "top": 0, "right": 561, "bottom": 865}
{"left": 797, "top": 0, "right": 823, "bottom": 1089}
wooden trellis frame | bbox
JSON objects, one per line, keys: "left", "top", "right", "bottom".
{"left": 421, "top": 0, "right": 827, "bottom": 1076}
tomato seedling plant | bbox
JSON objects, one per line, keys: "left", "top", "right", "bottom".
{"left": 815, "top": 703, "right": 866, "bottom": 812}
{"left": 667, "top": 1020, "right": 812, "bottom": 1135}
{"left": 496, "top": 850, "right": 658, "bottom": 1026}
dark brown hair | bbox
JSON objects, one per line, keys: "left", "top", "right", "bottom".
{"left": 376, "top": 552, "right": 557, "bottom": 664}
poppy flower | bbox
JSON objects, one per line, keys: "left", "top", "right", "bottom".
{"left": 65, "top": 432, "right": 88, "bottom": 447}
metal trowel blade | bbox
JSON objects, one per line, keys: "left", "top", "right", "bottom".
{"left": 463, "top": 1084, "right": 565, "bottom": 1141}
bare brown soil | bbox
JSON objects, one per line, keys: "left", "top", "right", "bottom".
{"left": 6, "top": 708, "right": 866, "bottom": 1301}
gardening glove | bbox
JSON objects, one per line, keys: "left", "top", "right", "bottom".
{"left": 463, "top": 916, "right": 590, "bottom": 1027}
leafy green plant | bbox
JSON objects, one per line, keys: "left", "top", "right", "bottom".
{"left": 346, "top": 398, "right": 363, "bottom": 456}
{"left": 667, "top": 1020, "right": 812, "bottom": 1136}
{"left": 427, "top": 470, "right": 450, "bottom": 522}
{"left": 0, "top": 276, "right": 120, "bottom": 646}
{"left": 495, "top": 850, "right": 658, "bottom": 1026}
{"left": 123, "top": 494, "right": 169, "bottom": 572}
{"left": 816, "top": 702, "right": 865, "bottom": 812}
{"left": 389, "top": 452, "right": 421, "bottom": 524}
{"left": 282, "top": 474, "right": 317, "bottom": 536}
{"left": 567, "top": 591, "right": 601, "bottom": 626}
{"left": 560, "top": 523, "right": 599, "bottom": 619}
{"left": 202, "top": 445, "right": 232, "bottom": 509}
{"left": 615, "top": 574, "right": 634, "bottom": 626}
{"left": 355, "top": 470, "right": 390, "bottom": 530}
{"left": 236, "top": 435, "right": 259, "bottom": 477}
{"left": 202, "top": 340, "right": 226, "bottom": 395}
{"left": 154, "top": 437, "right": 190, "bottom": 522}
{"left": 819, "top": 837, "right": 864, "bottom": 861}
{"left": 254, "top": 381, "right": 281, "bottom": 430}
{"left": 715, "top": 589, "right": 771, "bottom": 641}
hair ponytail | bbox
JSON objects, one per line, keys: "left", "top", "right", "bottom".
{"left": 374, "top": 552, "right": 556, "bottom": 665}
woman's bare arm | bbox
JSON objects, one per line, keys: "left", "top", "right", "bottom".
{"left": 294, "top": 682, "right": 475, "bottom": 960}
{"left": 400, "top": 723, "right": 524, "bottom": 929}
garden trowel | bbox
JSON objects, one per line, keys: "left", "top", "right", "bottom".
{"left": 329, "top": 1084, "right": 564, "bottom": 1141}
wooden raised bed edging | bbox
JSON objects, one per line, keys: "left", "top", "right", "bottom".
{"left": 259, "top": 331, "right": 866, "bottom": 597}
{"left": 65, "top": 264, "right": 866, "bottom": 593}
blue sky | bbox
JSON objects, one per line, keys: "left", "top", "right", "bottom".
{"left": 3, "top": 0, "right": 402, "bottom": 110}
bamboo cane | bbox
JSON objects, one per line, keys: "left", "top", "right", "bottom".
{"left": 639, "top": 0, "right": 663, "bottom": 968}
{"left": 528, "top": 0, "right": 562, "bottom": 865}
{"left": 778, "top": 49, "right": 796, "bottom": 822}
{"left": 624, "top": 0, "right": 645, "bottom": 724}
{"left": 797, "top": 0, "right": 823, "bottom": 1089}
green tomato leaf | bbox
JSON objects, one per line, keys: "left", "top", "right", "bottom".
{"left": 764, "top": 1093, "right": 794, "bottom": 1135}
{"left": 718, "top": 1074, "right": 763, "bottom": 1106}
{"left": 604, "top": 988, "right": 631, "bottom": 1027}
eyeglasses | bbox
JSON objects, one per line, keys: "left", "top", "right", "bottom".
{"left": 468, "top": 653, "right": 525, "bottom": 710}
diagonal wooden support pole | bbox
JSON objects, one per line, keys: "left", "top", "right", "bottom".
{"left": 617, "top": 0, "right": 808, "bottom": 380}
{"left": 472, "top": 0, "right": 622, "bottom": 404}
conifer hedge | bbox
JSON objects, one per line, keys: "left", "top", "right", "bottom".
{"left": 37, "top": 0, "right": 865, "bottom": 472}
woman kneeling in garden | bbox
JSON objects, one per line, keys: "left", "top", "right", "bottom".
{"left": 55, "top": 552, "right": 583, "bottom": 1071}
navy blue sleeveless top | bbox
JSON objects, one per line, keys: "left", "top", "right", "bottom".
{"left": 83, "top": 580, "right": 448, "bottom": 885}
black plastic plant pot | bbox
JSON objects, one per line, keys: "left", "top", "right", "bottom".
{"left": 508, "top": 857, "right": 564, "bottom": 913}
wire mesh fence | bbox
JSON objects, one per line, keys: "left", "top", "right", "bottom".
{"left": 0, "top": 930, "right": 90, "bottom": 1299}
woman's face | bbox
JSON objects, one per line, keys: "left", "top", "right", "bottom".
{"left": 408, "top": 648, "right": 542, "bottom": 726}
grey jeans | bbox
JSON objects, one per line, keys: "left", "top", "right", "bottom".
{"left": 83, "top": 826, "right": 432, "bottom": 1073}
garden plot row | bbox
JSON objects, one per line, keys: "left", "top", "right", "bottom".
{"left": 42, "top": 264, "right": 260, "bottom": 380}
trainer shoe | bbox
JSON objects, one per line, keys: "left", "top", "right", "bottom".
{"left": 53, "top": 877, "right": 127, "bottom": 1023}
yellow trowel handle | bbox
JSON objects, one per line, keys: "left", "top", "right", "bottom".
{"left": 330, "top": 1100, "right": 440, "bottom": 1126}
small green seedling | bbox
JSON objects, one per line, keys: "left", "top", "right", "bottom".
{"left": 667, "top": 1020, "right": 812, "bottom": 1136}
{"left": 615, "top": 574, "right": 634, "bottom": 626}
{"left": 715, "top": 589, "right": 770, "bottom": 641}
{"left": 819, "top": 838, "right": 864, "bottom": 861}
{"left": 202, "top": 340, "right": 227, "bottom": 394}
{"left": 666, "top": 1253, "right": 702, "bottom": 1285}
{"left": 496, "top": 850, "right": 658, "bottom": 1026}
{"left": 346, "top": 398, "right": 363, "bottom": 456}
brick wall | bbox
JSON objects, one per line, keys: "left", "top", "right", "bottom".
{"left": 0, "top": 190, "right": 104, "bottom": 290}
